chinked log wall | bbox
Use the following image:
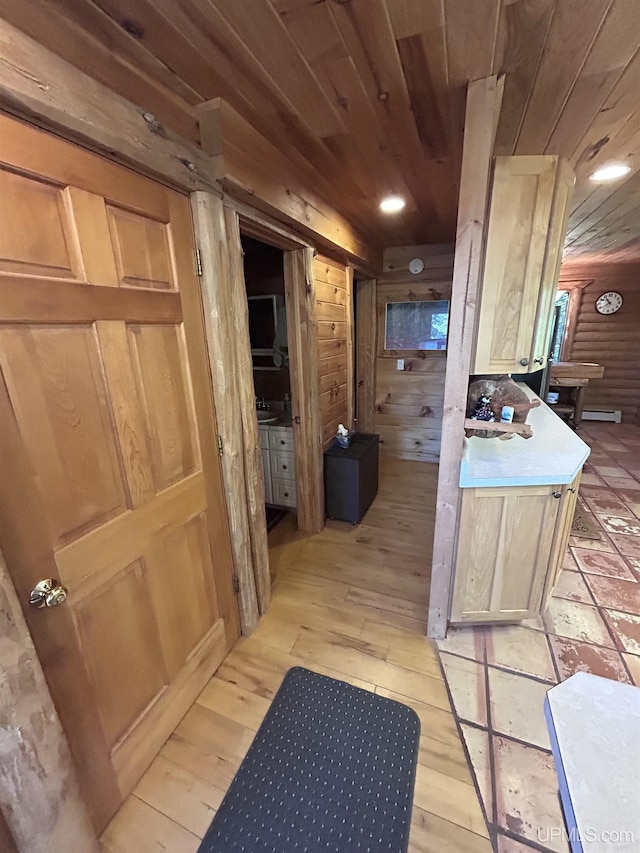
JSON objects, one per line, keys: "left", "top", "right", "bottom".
{"left": 314, "top": 254, "right": 354, "bottom": 448}
{"left": 374, "top": 245, "right": 454, "bottom": 462}
{"left": 560, "top": 263, "right": 640, "bottom": 423}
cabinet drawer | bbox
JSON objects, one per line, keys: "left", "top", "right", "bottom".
{"left": 272, "top": 478, "right": 296, "bottom": 508}
{"left": 258, "top": 427, "right": 270, "bottom": 450}
{"left": 270, "top": 449, "right": 295, "bottom": 481}
{"left": 269, "top": 428, "right": 294, "bottom": 452}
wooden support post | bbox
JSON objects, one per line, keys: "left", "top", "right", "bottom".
{"left": 223, "top": 208, "right": 271, "bottom": 614}
{"left": 284, "top": 248, "right": 325, "bottom": 534}
{"left": 0, "top": 550, "right": 100, "bottom": 853}
{"left": 190, "top": 192, "right": 260, "bottom": 634}
{"left": 355, "top": 279, "right": 376, "bottom": 433}
{"left": 427, "top": 76, "right": 505, "bottom": 640}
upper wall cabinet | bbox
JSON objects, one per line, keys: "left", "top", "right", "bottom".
{"left": 473, "top": 156, "right": 575, "bottom": 375}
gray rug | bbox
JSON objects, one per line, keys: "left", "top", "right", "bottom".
{"left": 197, "top": 666, "right": 420, "bottom": 853}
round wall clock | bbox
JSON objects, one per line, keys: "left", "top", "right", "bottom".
{"left": 595, "top": 291, "right": 623, "bottom": 315}
{"left": 408, "top": 257, "right": 424, "bottom": 275}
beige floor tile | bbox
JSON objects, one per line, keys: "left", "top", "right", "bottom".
{"left": 438, "top": 653, "right": 488, "bottom": 726}
{"left": 461, "top": 725, "right": 493, "bottom": 823}
{"left": 485, "top": 625, "right": 555, "bottom": 681}
{"left": 488, "top": 668, "right": 552, "bottom": 750}
{"left": 551, "top": 569, "right": 593, "bottom": 605}
{"left": 542, "top": 597, "right": 615, "bottom": 648}
{"left": 602, "top": 609, "right": 640, "bottom": 654}
{"left": 571, "top": 547, "right": 637, "bottom": 580}
{"left": 622, "top": 652, "right": 640, "bottom": 685}
{"left": 436, "top": 625, "right": 486, "bottom": 661}
{"left": 549, "top": 635, "right": 631, "bottom": 684}
{"left": 493, "top": 737, "right": 567, "bottom": 853}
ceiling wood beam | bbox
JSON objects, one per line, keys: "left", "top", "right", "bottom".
{"left": 197, "top": 98, "right": 381, "bottom": 273}
{"left": 0, "top": 19, "right": 216, "bottom": 193}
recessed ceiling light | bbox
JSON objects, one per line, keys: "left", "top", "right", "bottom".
{"left": 379, "top": 195, "right": 406, "bottom": 213}
{"left": 589, "top": 163, "right": 631, "bottom": 182}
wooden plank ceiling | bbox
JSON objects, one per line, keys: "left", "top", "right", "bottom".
{"left": 3, "top": 0, "right": 640, "bottom": 259}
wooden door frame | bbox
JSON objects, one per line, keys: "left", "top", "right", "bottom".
{"left": 237, "top": 207, "right": 325, "bottom": 535}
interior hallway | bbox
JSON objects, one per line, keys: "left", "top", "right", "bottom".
{"left": 102, "top": 459, "right": 492, "bottom": 853}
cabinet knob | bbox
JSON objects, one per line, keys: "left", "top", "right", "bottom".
{"left": 280, "top": 439, "right": 286, "bottom": 445}
{"left": 534, "top": 357, "right": 545, "bottom": 365}
{"left": 282, "top": 464, "right": 287, "bottom": 470}
{"left": 568, "top": 487, "right": 576, "bottom": 493}
{"left": 284, "top": 491, "right": 289, "bottom": 498}
{"left": 552, "top": 491, "right": 562, "bottom": 499}
{"left": 519, "top": 357, "right": 530, "bottom": 366}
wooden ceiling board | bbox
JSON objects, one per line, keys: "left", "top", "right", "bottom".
{"left": 4, "top": 0, "right": 640, "bottom": 259}
{"left": 514, "top": 0, "right": 612, "bottom": 155}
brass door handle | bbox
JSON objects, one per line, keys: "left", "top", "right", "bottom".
{"left": 29, "top": 579, "right": 68, "bottom": 609}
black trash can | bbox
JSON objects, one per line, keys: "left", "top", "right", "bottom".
{"left": 324, "top": 432, "right": 379, "bottom": 524}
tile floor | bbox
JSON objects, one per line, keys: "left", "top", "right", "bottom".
{"left": 436, "top": 421, "right": 640, "bottom": 853}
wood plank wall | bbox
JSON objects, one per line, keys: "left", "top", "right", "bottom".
{"left": 375, "top": 246, "right": 454, "bottom": 462}
{"left": 314, "top": 254, "right": 352, "bottom": 447}
{"left": 560, "top": 264, "right": 640, "bottom": 423}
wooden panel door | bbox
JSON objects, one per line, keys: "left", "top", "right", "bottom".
{"left": 0, "top": 115, "right": 239, "bottom": 831}
{"left": 473, "top": 156, "right": 557, "bottom": 374}
{"left": 451, "top": 485, "right": 560, "bottom": 623}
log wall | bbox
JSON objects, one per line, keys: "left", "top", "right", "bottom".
{"left": 560, "top": 264, "right": 640, "bottom": 423}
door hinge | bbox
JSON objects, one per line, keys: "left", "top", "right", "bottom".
{"left": 217, "top": 435, "right": 223, "bottom": 456}
{"left": 194, "top": 248, "right": 203, "bottom": 277}
{"left": 232, "top": 576, "right": 240, "bottom": 594}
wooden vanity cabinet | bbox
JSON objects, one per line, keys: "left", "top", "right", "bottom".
{"left": 450, "top": 483, "right": 561, "bottom": 623}
{"left": 473, "top": 156, "right": 575, "bottom": 375}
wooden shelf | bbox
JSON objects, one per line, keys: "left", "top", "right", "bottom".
{"left": 464, "top": 418, "right": 533, "bottom": 439}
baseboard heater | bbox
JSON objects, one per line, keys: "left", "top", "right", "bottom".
{"left": 582, "top": 409, "right": 622, "bottom": 424}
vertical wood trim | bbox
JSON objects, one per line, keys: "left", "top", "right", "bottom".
{"left": 428, "top": 76, "right": 505, "bottom": 640}
{"left": 0, "top": 549, "right": 100, "bottom": 853}
{"left": 190, "top": 191, "right": 259, "bottom": 634}
{"left": 562, "top": 286, "right": 585, "bottom": 359}
{"left": 284, "top": 248, "right": 324, "bottom": 534}
{"left": 356, "top": 279, "right": 376, "bottom": 433}
{"left": 345, "top": 265, "right": 355, "bottom": 430}
{"left": 223, "top": 207, "right": 271, "bottom": 615}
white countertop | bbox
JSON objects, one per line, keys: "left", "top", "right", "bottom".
{"left": 545, "top": 672, "right": 640, "bottom": 853}
{"left": 460, "top": 385, "right": 590, "bottom": 488}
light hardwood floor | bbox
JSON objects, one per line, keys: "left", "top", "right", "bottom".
{"left": 102, "top": 460, "right": 491, "bottom": 853}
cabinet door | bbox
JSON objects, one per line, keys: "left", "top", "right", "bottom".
{"left": 532, "top": 160, "right": 575, "bottom": 366}
{"left": 451, "top": 484, "right": 560, "bottom": 623}
{"left": 543, "top": 470, "right": 582, "bottom": 607}
{"left": 473, "top": 157, "right": 558, "bottom": 374}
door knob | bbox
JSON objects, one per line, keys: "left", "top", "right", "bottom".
{"left": 534, "top": 357, "right": 545, "bottom": 365}
{"left": 29, "top": 578, "right": 68, "bottom": 609}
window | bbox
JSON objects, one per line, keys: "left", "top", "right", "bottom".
{"left": 384, "top": 300, "right": 450, "bottom": 352}
{"left": 550, "top": 291, "right": 569, "bottom": 362}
